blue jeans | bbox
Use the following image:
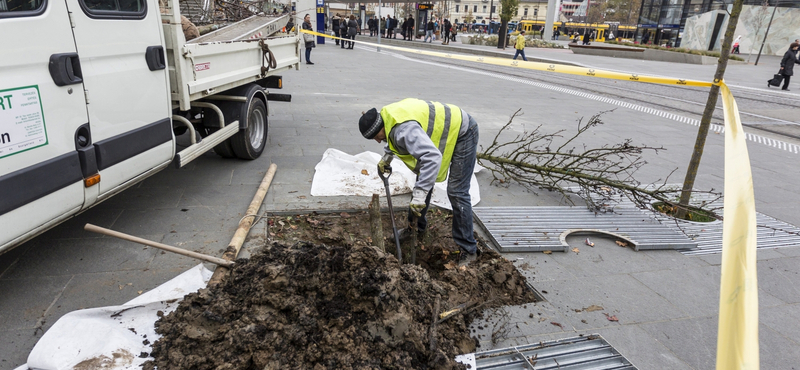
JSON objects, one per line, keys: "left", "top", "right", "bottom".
{"left": 513, "top": 49, "right": 527, "bottom": 61}
{"left": 304, "top": 47, "right": 311, "bottom": 63}
{"left": 409, "top": 116, "right": 479, "bottom": 253}
{"left": 424, "top": 30, "right": 433, "bottom": 42}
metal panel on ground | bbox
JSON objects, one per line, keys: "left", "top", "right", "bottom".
{"left": 470, "top": 335, "right": 637, "bottom": 369}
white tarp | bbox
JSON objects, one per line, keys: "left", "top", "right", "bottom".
{"left": 17, "top": 264, "right": 213, "bottom": 370}
{"left": 310, "top": 149, "right": 481, "bottom": 210}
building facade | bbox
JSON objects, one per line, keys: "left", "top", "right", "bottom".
{"left": 636, "top": 0, "right": 800, "bottom": 48}
{"left": 449, "top": 0, "right": 550, "bottom": 23}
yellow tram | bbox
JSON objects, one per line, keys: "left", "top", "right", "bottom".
{"left": 515, "top": 20, "right": 636, "bottom": 42}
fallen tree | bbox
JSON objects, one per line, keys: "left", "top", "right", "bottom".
{"left": 476, "top": 110, "right": 721, "bottom": 219}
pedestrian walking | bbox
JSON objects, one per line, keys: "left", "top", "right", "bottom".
{"left": 771, "top": 42, "right": 800, "bottom": 91}
{"left": 442, "top": 19, "right": 452, "bottom": 45}
{"left": 358, "top": 98, "right": 481, "bottom": 260}
{"left": 301, "top": 14, "right": 314, "bottom": 65}
{"left": 642, "top": 31, "right": 650, "bottom": 45}
{"left": 731, "top": 35, "right": 742, "bottom": 54}
{"left": 553, "top": 28, "right": 559, "bottom": 40}
{"left": 332, "top": 13, "right": 341, "bottom": 45}
{"left": 513, "top": 30, "right": 528, "bottom": 61}
{"left": 339, "top": 18, "right": 348, "bottom": 48}
{"left": 424, "top": 19, "right": 434, "bottom": 42}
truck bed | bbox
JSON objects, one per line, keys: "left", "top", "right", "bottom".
{"left": 161, "top": 1, "right": 300, "bottom": 110}
{"left": 191, "top": 14, "right": 289, "bottom": 43}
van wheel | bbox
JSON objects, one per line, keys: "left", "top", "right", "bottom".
{"left": 231, "top": 98, "right": 268, "bottom": 160}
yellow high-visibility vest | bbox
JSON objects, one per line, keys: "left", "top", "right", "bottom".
{"left": 381, "top": 98, "right": 463, "bottom": 182}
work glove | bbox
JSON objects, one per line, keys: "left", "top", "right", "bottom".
{"left": 409, "top": 188, "right": 428, "bottom": 217}
{"left": 378, "top": 153, "right": 394, "bottom": 174}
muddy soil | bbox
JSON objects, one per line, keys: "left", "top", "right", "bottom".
{"left": 144, "top": 210, "right": 536, "bottom": 370}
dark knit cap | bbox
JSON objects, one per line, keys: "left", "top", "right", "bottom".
{"left": 359, "top": 108, "right": 383, "bottom": 139}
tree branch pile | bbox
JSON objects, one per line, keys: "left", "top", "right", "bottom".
{"left": 476, "top": 109, "right": 721, "bottom": 218}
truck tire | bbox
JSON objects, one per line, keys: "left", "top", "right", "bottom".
{"left": 213, "top": 139, "right": 236, "bottom": 158}
{"left": 231, "top": 97, "right": 268, "bottom": 160}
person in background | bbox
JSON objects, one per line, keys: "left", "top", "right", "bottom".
{"left": 731, "top": 35, "right": 742, "bottom": 54}
{"left": 442, "top": 18, "right": 452, "bottom": 45}
{"left": 513, "top": 29, "right": 528, "bottom": 61}
{"left": 368, "top": 16, "right": 376, "bottom": 37}
{"left": 357, "top": 16, "right": 362, "bottom": 35}
{"left": 553, "top": 28, "right": 559, "bottom": 40}
{"left": 424, "top": 18, "right": 434, "bottom": 42}
{"left": 380, "top": 16, "right": 386, "bottom": 38}
{"left": 778, "top": 42, "right": 800, "bottom": 91}
{"left": 340, "top": 17, "right": 349, "bottom": 49}
{"left": 387, "top": 15, "right": 395, "bottom": 39}
{"left": 404, "top": 15, "right": 415, "bottom": 40}
{"left": 346, "top": 15, "right": 359, "bottom": 49}
{"left": 332, "top": 13, "right": 341, "bottom": 46}
{"left": 301, "top": 14, "right": 314, "bottom": 65}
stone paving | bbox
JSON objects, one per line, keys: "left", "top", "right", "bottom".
{"left": 2, "top": 39, "right": 800, "bottom": 369}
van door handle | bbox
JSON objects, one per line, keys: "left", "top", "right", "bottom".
{"left": 145, "top": 45, "right": 166, "bottom": 71}
{"left": 49, "top": 53, "right": 83, "bottom": 86}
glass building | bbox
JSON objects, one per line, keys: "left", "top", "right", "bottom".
{"left": 635, "top": 0, "right": 800, "bottom": 47}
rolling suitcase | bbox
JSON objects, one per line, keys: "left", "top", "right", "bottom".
{"left": 768, "top": 73, "right": 784, "bottom": 87}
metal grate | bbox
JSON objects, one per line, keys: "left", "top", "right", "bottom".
{"left": 473, "top": 206, "right": 697, "bottom": 253}
{"left": 458, "top": 334, "right": 637, "bottom": 370}
{"left": 474, "top": 187, "right": 800, "bottom": 255}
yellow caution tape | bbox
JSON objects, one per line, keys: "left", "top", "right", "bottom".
{"left": 302, "top": 29, "right": 759, "bottom": 370}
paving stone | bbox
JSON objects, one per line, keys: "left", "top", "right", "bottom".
{"left": 0, "top": 236, "right": 159, "bottom": 279}
{"left": 94, "top": 185, "right": 185, "bottom": 210}
{"left": 0, "top": 275, "right": 73, "bottom": 330}
{"left": 34, "top": 208, "right": 125, "bottom": 242}
{"left": 535, "top": 272, "right": 685, "bottom": 326}
{"left": 757, "top": 257, "right": 800, "bottom": 304}
{"left": 177, "top": 185, "right": 263, "bottom": 209}
{"left": 506, "top": 254, "right": 578, "bottom": 283}
{"left": 639, "top": 316, "right": 718, "bottom": 370}
{"left": 589, "top": 325, "right": 693, "bottom": 370}
{"left": 0, "top": 329, "right": 41, "bottom": 369}
{"left": 632, "top": 266, "right": 721, "bottom": 317}
{"left": 759, "top": 303, "right": 800, "bottom": 348}
{"left": 42, "top": 268, "right": 196, "bottom": 334}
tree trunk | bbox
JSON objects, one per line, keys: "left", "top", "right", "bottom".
{"left": 676, "top": 0, "right": 745, "bottom": 218}
{"left": 497, "top": 22, "right": 508, "bottom": 49}
{"left": 369, "top": 194, "right": 385, "bottom": 252}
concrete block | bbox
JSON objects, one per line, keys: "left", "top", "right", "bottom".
{"left": 0, "top": 275, "right": 73, "bottom": 330}
{"left": 639, "top": 316, "right": 717, "bottom": 370}
{"left": 0, "top": 329, "right": 40, "bottom": 369}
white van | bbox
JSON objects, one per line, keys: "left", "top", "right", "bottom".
{"left": 0, "top": 0, "right": 300, "bottom": 252}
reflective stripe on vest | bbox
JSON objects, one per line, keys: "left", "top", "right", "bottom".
{"left": 381, "top": 98, "right": 462, "bottom": 182}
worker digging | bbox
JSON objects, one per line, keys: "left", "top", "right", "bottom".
{"left": 359, "top": 98, "right": 481, "bottom": 264}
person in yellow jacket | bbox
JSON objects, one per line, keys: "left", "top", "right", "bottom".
{"left": 513, "top": 29, "right": 528, "bottom": 61}
{"left": 358, "top": 98, "right": 480, "bottom": 258}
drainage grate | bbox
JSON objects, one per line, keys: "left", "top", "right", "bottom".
{"left": 473, "top": 206, "right": 697, "bottom": 253}
{"left": 457, "top": 334, "right": 637, "bottom": 370}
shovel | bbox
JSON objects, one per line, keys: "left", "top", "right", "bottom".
{"left": 378, "top": 164, "right": 402, "bottom": 262}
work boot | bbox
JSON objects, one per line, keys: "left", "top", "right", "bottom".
{"left": 457, "top": 247, "right": 478, "bottom": 266}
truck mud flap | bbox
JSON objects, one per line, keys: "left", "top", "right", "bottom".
{"left": 267, "top": 93, "right": 291, "bottom": 102}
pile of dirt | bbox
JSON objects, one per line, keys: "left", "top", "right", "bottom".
{"left": 144, "top": 211, "right": 536, "bottom": 370}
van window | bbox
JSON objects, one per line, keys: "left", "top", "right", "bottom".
{"left": 80, "top": 0, "right": 145, "bottom": 18}
{"left": 0, "top": 0, "right": 46, "bottom": 17}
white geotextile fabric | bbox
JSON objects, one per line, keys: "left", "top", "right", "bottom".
{"left": 17, "top": 264, "right": 213, "bottom": 370}
{"left": 310, "top": 149, "right": 481, "bottom": 210}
